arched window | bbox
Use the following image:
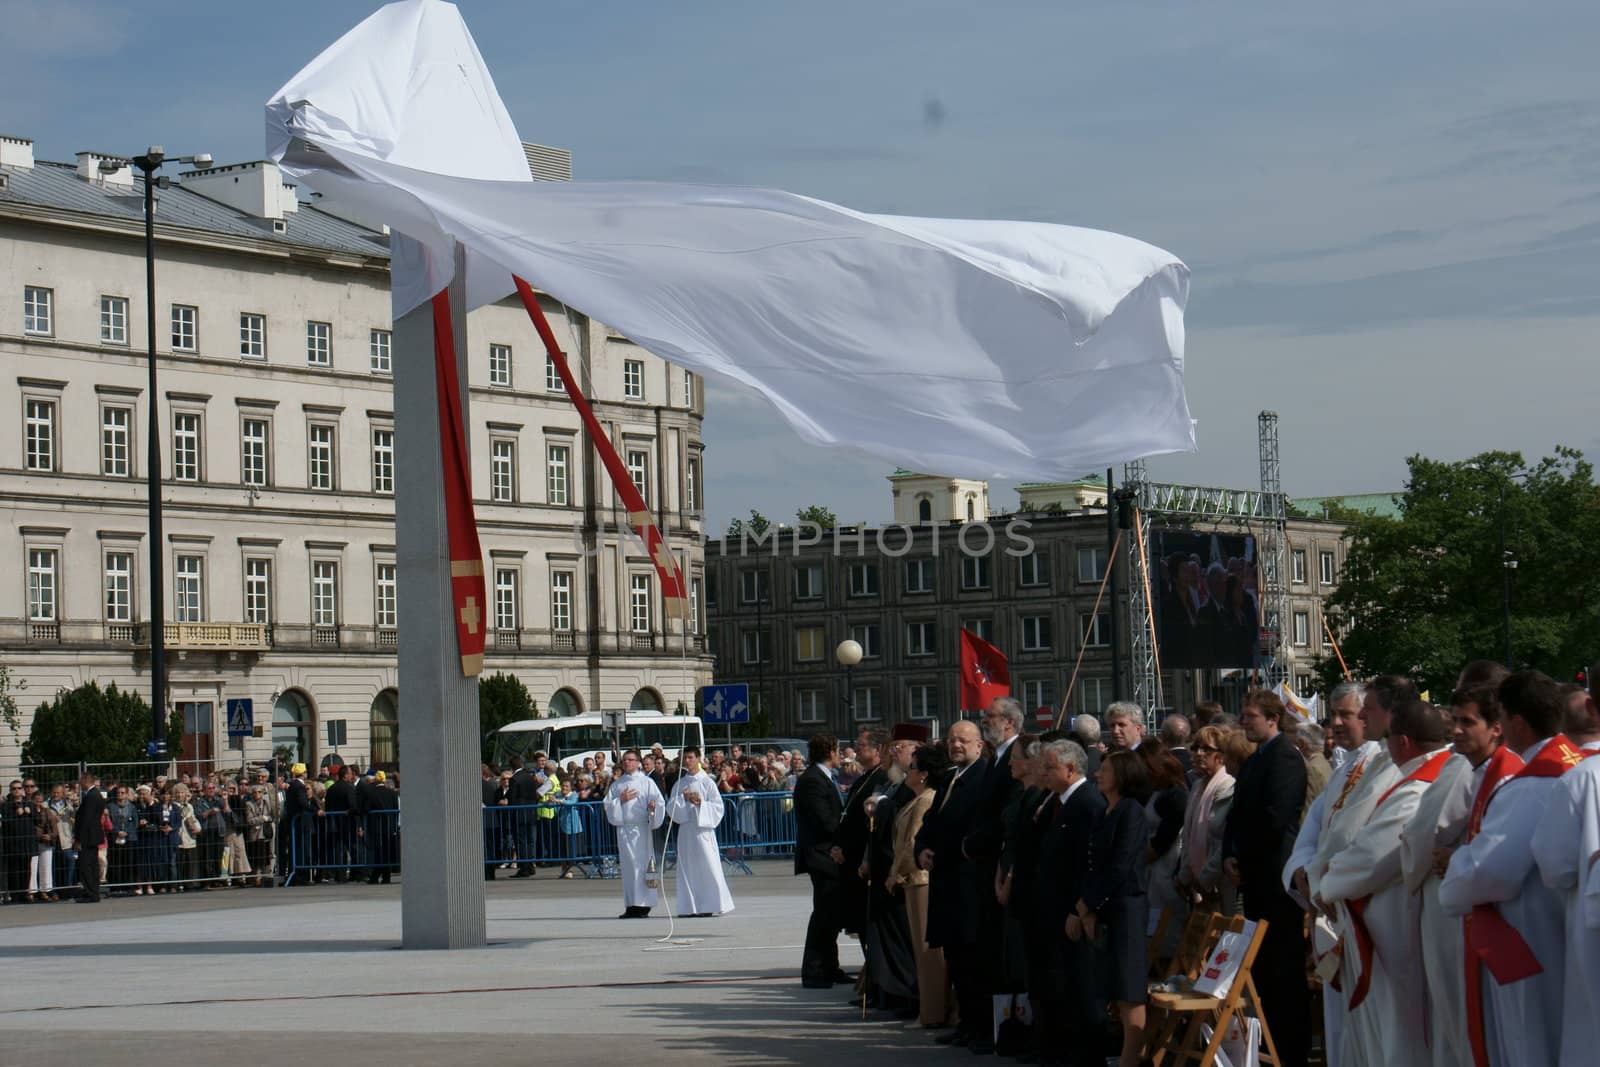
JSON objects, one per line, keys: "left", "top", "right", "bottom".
{"left": 272, "top": 689, "right": 315, "bottom": 768}
{"left": 630, "top": 687, "right": 664, "bottom": 712}
{"left": 548, "top": 688, "right": 582, "bottom": 717}
{"left": 966, "top": 496, "right": 976, "bottom": 521}
{"left": 370, "top": 688, "right": 399, "bottom": 772}
{"left": 917, "top": 498, "right": 932, "bottom": 523}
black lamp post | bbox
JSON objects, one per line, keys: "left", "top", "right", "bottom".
{"left": 836, "top": 638, "right": 863, "bottom": 725}
{"left": 109, "top": 146, "right": 212, "bottom": 759}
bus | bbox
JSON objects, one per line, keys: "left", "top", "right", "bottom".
{"left": 492, "top": 711, "right": 705, "bottom": 770}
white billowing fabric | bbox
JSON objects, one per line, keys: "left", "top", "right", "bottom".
{"left": 1439, "top": 739, "right": 1568, "bottom": 1067}
{"left": 264, "top": 0, "right": 1194, "bottom": 482}
{"left": 667, "top": 769, "right": 735, "bottom": 916}
{"left": 1530, "top": 754, "right": 1600, "bottom": 1066}
{"left": 1397, "top": 755, "right": 1475, "bottom": 1067}
{"left": 603, "top": 771, "right": 666, "bottom": 909}
{"left": 1320, "top": 752, "right": 1443, "bottom": 1067}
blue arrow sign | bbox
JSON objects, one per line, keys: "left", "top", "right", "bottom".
{"left": 226, "top": 698, "right": 255, "bottom": 738}
{"left": 700, "top": 683, "right": 751, "bottom": 725}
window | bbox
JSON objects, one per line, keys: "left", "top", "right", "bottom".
{"left": 796, "top": 625, "right": 825, "bottom": 662}
{"left": 623, "top": 359, "right": 644, "bottom": 400}
{"left": 1291, "top": 549, "right": 1307, "bottom": 584}
{"left": 374, "top": 563, "right": 397, "bottom": 629}
{"left": 245, "top": 558, "right": 272, "bottom": 624}
{"left": 1295, "top": 672, "right": 1314, "bottom": 696}
{"left": 489, "top": 343, "right": 512, "bottom": 387}
{"left": 550, "top": 571, "right": 573, "bottom": 632}
{"left": 852, "top": 687, "right": 881, "bottom": 721}
{"left": 28, "top": 549, "right": 58, "bottom": 620}
{"left": 1293, "top": 611, "right": 1310, "bottom": 647}
{"left": 172, "top": 412, "right": 201, "bottom": 482}
{"left": 917, "top": 498, "right": 933, "bottom": 523}
{"left": 1022, "top": 679, "right": 1054, "bottom": 712}
{"left": 171, "top": 304, "right": 197, "bottom": 352}
{"left": 545, "top": 355, "right": 562, "bottom": 392}
{"left": 908, "top": 684, "right": 937, "bottom": 718}
{"left": 311, "top": 560, "right": 339, "bottom": 628}
{"left": 1022, "top": 614, "right": 1052, "bottom": 651}
{"left": 1079, "top": 612, "right": 1111, "bottom": 648}
{"left": 368, "top": 328, "right": 392, "bottom": 374}
{"left": 104, "top": 552, "right": 133, "bottom": 623}
{"left": 705, "top": 572, "right": 718, "bottom": 609}
{"left": 685, "top": 457, "right": 701, "bottom": 513}
{"left": 740, "top": 570, "right": 769, "bottom": 604}
{"left": 1079, "top": 678, "right": 1112, "bottom": 716}
{"left": 24, "top": 398, "right": 55, "bottom": 472}
{"left": 24, "top": 286, "right": 53, "bottom": 335}
{"left": 1076, "top": 546, "right": 1108, "bottom": 583}
{"left": 241, "top": 418, "right": 270, "bottom": 487}
{"left": 689, "top": 577, "right": 703, "bottom": 635}
{"left": 101, "top": 406, "right": 131, "bottom": 477}
{"left": 1018, "top": 551, "right": 1049, "bottom": 588}
{"left": 371, "top": 428, "right": 394, "bottom": 494}
{"left": 796, "top": 689, "right": 824, "bottom": 724}
{"left": 239, "top": 313, "right": 265, "bottom": 359}
{"left": 490, "top": 439, "right": 516, "bottom": 502}
{"left": 742, "top": 629, "right": 769, "bottom": 665}
{"left": 308, "top": 424, "right": 335, "bottom": 491}
{"left": 100, "top": 295, "right": 128, "bottom": 344}
{"left": 629, "top": 574, "right": 652, "bottom": 633}
{"left": 904, "top": 558, "right": 934, "bottom": 593}
{"left": 794, "top": 563, "right": 823, "bottom": 600}
{"left": 963, "top": 617, "right": 994, "bottom": 643}
{"left": 683, "top": 371, "right": 694, "bottom": 407}
{"left": 1319, "top": 551, "right": 1337, "bottom": 585}
{"left": 546, "top": 444, "right": 570, "bottom": 505}
{"left": 495, "top": 568, "right": 520, "bottom": 632}
{"left": 174, "top": 555, "right": 204, "bottom": 623}
{"left": 850, "top": 622, "right": 880, "bottom": 658}
{"left": 305, "top": 321, "right": 331, "bottom": 366}
{"left": 847, "top": 562, "right": 878, "bottom": 597}
{"left": 626, "top": 449, "right": 650, "bottom": 505}
{"left": 906, "top": 620, "right": 937, "bottom": 657}
{"left": 961, "top": 554, "right": 991, "bottom": 590}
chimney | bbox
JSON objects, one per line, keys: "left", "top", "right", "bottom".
{"left": 0, "top": 135, "right": 34, "bottom": 169}
{"left": 76, "top": 151, "right": 133, "bottom": 189}
{"left": 177, "top": 159, "right": 298, "bottom": 220}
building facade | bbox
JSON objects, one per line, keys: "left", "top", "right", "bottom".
{"left": 705, "top": 478, "right": 1347, "bottom": 738}
{"left": 0, "top": 136, "right": 712, "bottom": 778}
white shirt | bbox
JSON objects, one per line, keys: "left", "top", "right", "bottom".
{"left": 1057, "top": 776, "right": 1088, "bottom": 807}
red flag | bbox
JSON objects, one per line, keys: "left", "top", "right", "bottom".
{"left": 431, "top": 290, "right": 487, "bottom": 677}
{"left": 960, "top": 629, "right": 1010, "bottom": 712}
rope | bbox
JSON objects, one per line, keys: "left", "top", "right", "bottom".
{"left": 1320, "top": 604, "right": 1351, "bottom": 680}
{"left": 1057, "top": 530, "right": 1123, "bottom": 730}
{"left": 1133, "top": 510, "right": 1166, "bottom": 710}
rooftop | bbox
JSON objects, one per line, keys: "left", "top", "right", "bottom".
{"left": 1290, "top": 492, "right": 1404, "bottom": 520}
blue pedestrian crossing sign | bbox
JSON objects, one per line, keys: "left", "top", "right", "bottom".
{"left": 226, "top": 698, "right": 254, "bottom": 738}
{"left": 701, "top": 684, "right": 750, "bottom": 725}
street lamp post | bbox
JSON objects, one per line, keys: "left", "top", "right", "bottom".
{"left": 110, "top": 147, "right": 212, "bottom": 759}
{"left": 835, "top": 638, "right": 863, "bottom": 727}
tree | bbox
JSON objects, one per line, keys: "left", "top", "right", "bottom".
{"left": 795, "top": 504, "right": 838, "bottom": 529}
{"left": 1320, "top": 448, "right": 1600, "bottom": 695}
{"left": 22, "top": 682, "right": 185, "bottom": 767}
{"left": 726, "top": 509, "right": 772, "bottom": 538}
{"left": 479, "top": 672, "right": 535, "bottom": 763}
{"left": 0, "top": 664, "right": 23, "bottom": 740}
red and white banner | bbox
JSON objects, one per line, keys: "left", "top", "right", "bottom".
{"left": 431, "top": 289, "right": 487, "bottom": 676}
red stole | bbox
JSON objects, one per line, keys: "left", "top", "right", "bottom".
{"left": 431, "top": 291, "right": 488, "bottom": 676}
{"left": 1346, "top": 749, "right": 1454, "bottom": 1009}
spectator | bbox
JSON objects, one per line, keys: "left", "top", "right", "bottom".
{"left": 1176, "top": 725, "right": 1239, "bottom": 915}
{"left": 133, "top": 784, "right": 162, "bottom": 895}
{"left": 221, "top": 781, "right": 253, "bottom": 887}
{"left": 1136, "top": 740, "right": 1190, "bottom": 954}
{"left": 1104, "top": 703, "right": 1145, "bottom": 752}
{"left": 106, "top": 784, "right": 139, "bottom": 892}
{"left": 557, "top": 776, "right": 585, "bottom": 878}
{"left": 171, "top": 783, "right": 200, "bottom": 891}
{"left": 1160, "top": 714, "right": 1194, "bottom": 777}
{"left": 1070, "top": 714, "right": 1104, "bottom": 774}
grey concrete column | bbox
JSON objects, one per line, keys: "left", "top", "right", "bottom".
{"left": 394, "top": 238, "right": 486, "bottom": 949}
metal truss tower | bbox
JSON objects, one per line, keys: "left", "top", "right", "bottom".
{"left": 1257, "top": 411, "right": 1290, "bottom": 686}
{"left": 1121, "top": 458, "right": 1158, "bottom": 720}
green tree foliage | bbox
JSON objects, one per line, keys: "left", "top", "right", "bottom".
{"left": 0, "top": 664, "right": 23, "bottom": 740}
{"left": 726, "top": 509, "right": 772, "bottom": 539}
{"left": 479, "top": 672, "right": 535, "bottom": 763}
{"left": 1321, "top": 448, "right": 1600, "bottom": 695}
{"left": 22, "top": 682, "right": 185, "bottom": 766}
{"left": 795, "top": 504, "right": 838, "bottom": 529}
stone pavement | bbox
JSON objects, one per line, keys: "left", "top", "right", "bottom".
{"left": 0, "top": 865, "right": 944, "bottom": 1065}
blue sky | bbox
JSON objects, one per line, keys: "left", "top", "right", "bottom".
{"left": 7, "top": 0, "right": 1599, "bottom": 530}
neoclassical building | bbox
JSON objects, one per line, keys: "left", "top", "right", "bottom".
{"left": 0, "top": 135, "right": 712, "bottom": 778}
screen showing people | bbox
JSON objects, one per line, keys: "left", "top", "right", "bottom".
{"left": 1155, "top": 530, "right": 1261, "bottom": 669}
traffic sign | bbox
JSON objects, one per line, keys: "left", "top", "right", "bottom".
{"left": 701, "top": 683, "right": 751, "bottom": 725}
{"left": 226, "top": 698, "right": 254, "bottom": 738}
{"left": 1035, "top": 706, "right": 1053, "bottom": 729}
{"left": 601, "top": 709, "right": 627, "bottom": 732}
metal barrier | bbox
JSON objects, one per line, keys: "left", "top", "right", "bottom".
{"left": 282, "top": 809, "right": 401, "bottom": 886}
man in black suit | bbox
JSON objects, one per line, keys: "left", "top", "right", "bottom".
{"left": 861, "top": 723, "right": 927, "bottom": 1014}
{"left": 1031, "top": 739, "right": 1107, "bottom": 1067}
{"left": 794, "top": 732, "right": 851, "bottom": 988}
{"left": 277, "top": 763, "right": 313, "bottom": 885}
{"left": 837, "top": 727, "right": 888, "bottom": 937}
{"left": 507, "top": 755, "right": 541, "bottom": 877}
{"left": 73, "top": 772, "right": 106, "bottom": 903}
{"left": 964, "top": 697, "right": 1025, "bottom": 1048}
{"left": 914, "top": 719, "right": 991, "bottom": 1050}
{"left": 324, "top": 764, "right": 358, "bottom": 882}
{"left": 1160, "top": 713, "right": 1195, "bottom": 779}
{"left": 1222, "top": 689, "right": 1309, "bottom": 1067}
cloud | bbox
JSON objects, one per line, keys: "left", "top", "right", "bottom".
{"left": 0, "top": 1, "right": 134, "bottom": 59}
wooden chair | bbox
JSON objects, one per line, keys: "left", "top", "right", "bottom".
{"left": 1145, "top": 912, "right": 1229, "bottom": 1044}
{"left": 1145, "top": 916, "right": 1281, "bottom": 1067}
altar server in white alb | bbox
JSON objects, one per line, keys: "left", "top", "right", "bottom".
{"left": 667, "top": 747, "right": 735, "bottom": 917}
{"left": 604, "top": 748, "right": 666, "bottom": 918}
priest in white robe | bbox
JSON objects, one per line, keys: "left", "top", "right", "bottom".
{"left": 667, "top": 747, "right": 735, "bottom": 917}
{"left": 1321, "top": 700, "right": 1455, "bottom": 1067}
{"left": 1440, "top": 672, "right": 1579, "bottom": 1067}
{"left": 604, "top": 748, "right": 666, "bottom": 918}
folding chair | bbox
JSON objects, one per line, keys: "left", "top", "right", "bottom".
{"left": 1150, "top": 907, "right": 1215, "bottom": 982}
{"left": 1145, "top": 916, "right": 1281, "bottom": 1067}
{"left": 1145, "top": 912, "right": 1230, "bottom": 1048}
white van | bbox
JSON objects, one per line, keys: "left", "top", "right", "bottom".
{"left": 493, "top": 711, "right": 706, "bottom": 770}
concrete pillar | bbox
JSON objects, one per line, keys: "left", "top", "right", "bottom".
{"left": 394, "top": 238, "right": 486, "bottom": 949}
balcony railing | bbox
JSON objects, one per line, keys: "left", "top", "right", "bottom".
{"left": 552, "top": 631, "right": 575, "bottom": 650}
{"left": 631, "top": 633, "right": 656, "bottom": 651}
{"left": 30, "top": 621, "right": 60, "bottom": 642}
{"left": 494, "top": 629, "right": 521, "bottom": 650}
{"left": 160, "top": 622, "right": 272, "bottom": 650}
{"left": 377, "top": 628, "right": 398, "bottom": 649}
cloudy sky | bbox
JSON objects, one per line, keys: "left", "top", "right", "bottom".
{"left": 7, "top": 0, "right": 1599, "bottom": 531}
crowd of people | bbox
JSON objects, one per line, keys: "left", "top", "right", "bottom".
{"left": 793, "top": 669, "right": 1600, "bottom": 1067}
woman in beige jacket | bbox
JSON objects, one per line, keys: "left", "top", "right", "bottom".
{"left": 888, "top": 741, "right": 953, "bottom": 1028}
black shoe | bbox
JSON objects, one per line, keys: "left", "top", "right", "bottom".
{"left": 829, "top": 970, "right": 856, "bottom": 985}
{"left": 801, "top": 976, "right": 833, "bottom": 989}
{"left": 937, "top": 1031, "right": 970, "bottom": 1047}
{"left": 76, "top": 897, "right": 100, "bottom": 904}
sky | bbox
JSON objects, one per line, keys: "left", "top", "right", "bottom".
{"left": 6, "top": 0, "right": 1600, "bottom": 532}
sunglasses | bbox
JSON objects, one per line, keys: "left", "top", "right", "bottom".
{"left": 1192, "top": 744, "right": 1217, "bottom": 754}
